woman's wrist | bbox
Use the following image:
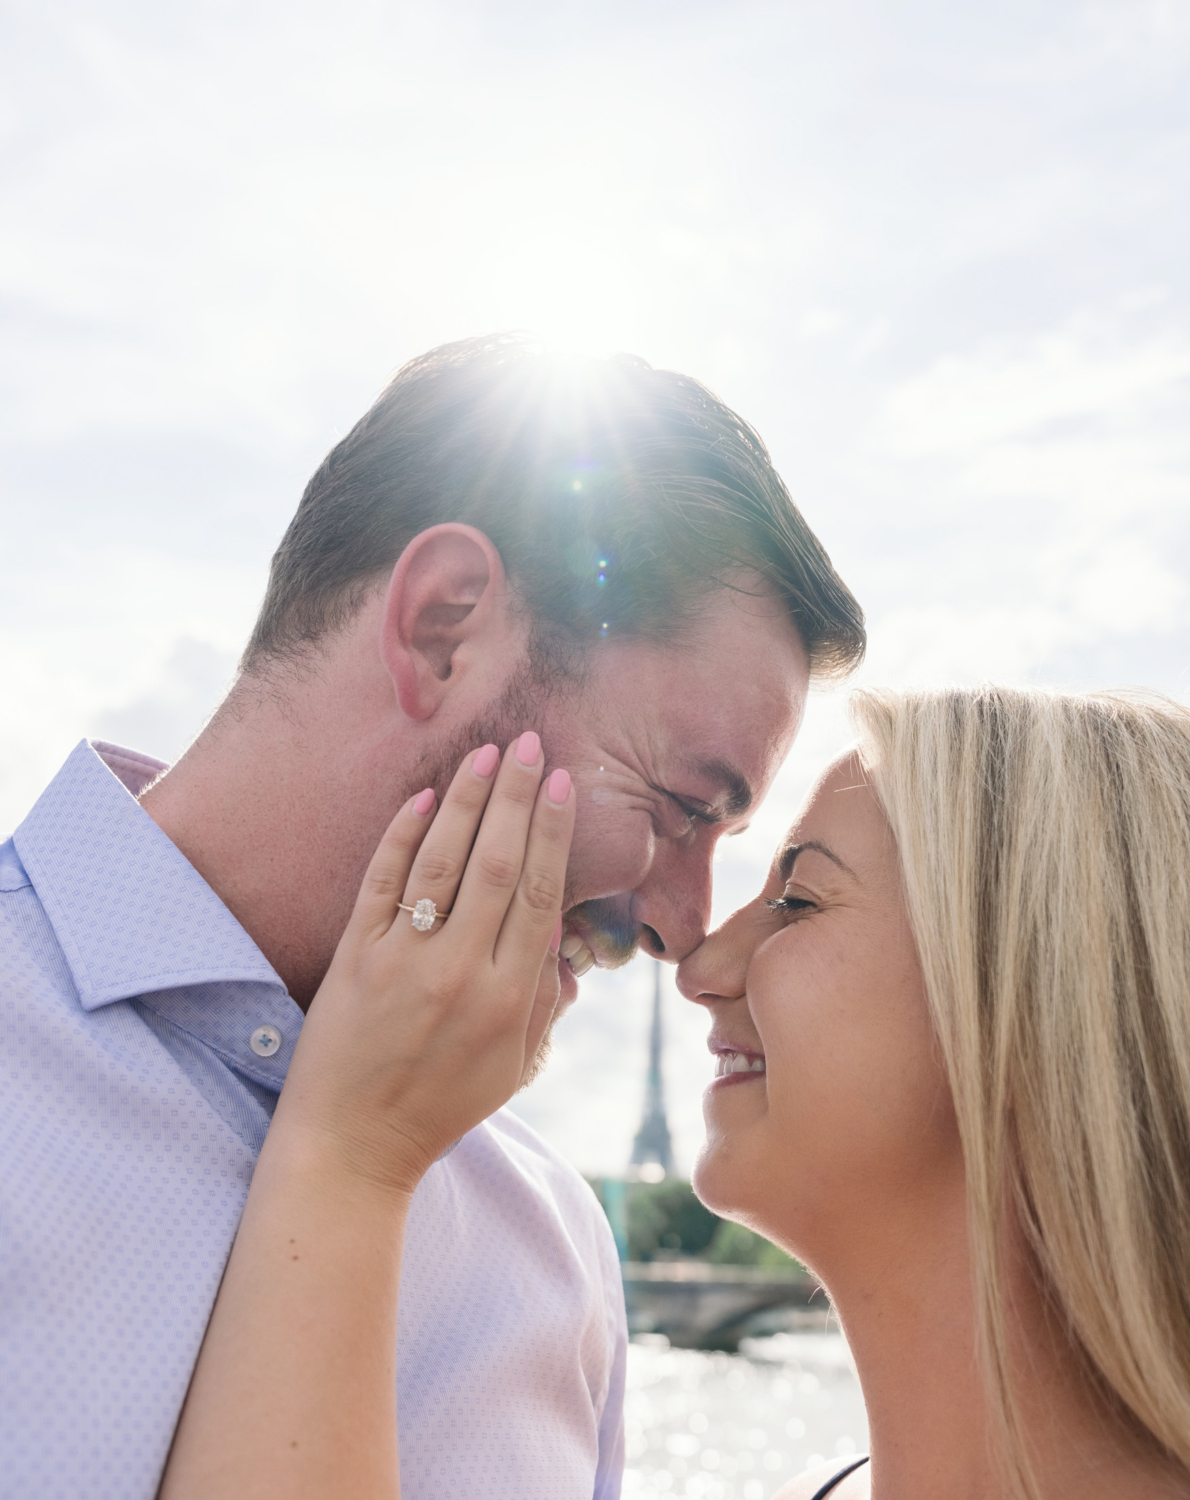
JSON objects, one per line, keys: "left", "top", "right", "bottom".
{"left": 253, "top": 1109, "right": 423, "bottom": 1223}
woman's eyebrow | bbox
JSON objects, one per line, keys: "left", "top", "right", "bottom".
{"left": 778, "top": 840, "right": 858, "bottom": 882}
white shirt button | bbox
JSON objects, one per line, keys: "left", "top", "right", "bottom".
{"left": 249, "top": 1024, "right": 283, "bottom": 1058}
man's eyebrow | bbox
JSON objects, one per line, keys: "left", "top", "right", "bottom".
{"left": 777, "top": 840, "right": 857, "bottom": 882}
{"left": 682, "top": 758, "right": 754, "bottom": 819}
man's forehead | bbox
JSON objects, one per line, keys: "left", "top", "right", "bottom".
{"left": 576, "top": 582, "right": 809, "bottom": 788}
{"left": 633, "top": 652, "right": 804, "bottom": 782}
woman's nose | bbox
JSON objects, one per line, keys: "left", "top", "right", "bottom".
{"left": 675, "top": 906, "right": 751, "bottom": 1008}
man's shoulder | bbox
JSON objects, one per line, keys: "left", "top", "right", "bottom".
{"left": 0, "top": 837, "right": 31, "bottom": 893}
{"left": 443, "top": 1107, "right": 617, "bottom": 1255}
{"left": 0, "top": 837, "right": 75, "bottom": 1004}
{"left": 403, "top": 1107, "right": 624, "bottom": 1335}
{"left": 478, "top": 1106, "right": 601, "bottom": 1200}
{"left": 480, "top": 1103, "right": 572, "bottom": 1159}
{"left": 0, "top": 836, "right": 65, "bottom": 988}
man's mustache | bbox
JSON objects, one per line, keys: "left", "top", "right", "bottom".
{"left": 565, "top": 897, "right": 640, "bottom": 969}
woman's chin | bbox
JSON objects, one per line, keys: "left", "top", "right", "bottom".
{"left": 692, "top": 1120, "right": 801, "bottom": 1253}
{"left": 691, "top": 1131, "right": 755, "bottom": 1221}
{"left": 695, "top": 1080, "right": 767, "bottom": 1195}
{"left": 689, "top": 1157, "right": 724, "bottom": 1218}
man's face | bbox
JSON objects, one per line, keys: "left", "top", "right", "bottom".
{"left": 538, "top": 579, "right": 810, "bottom": 1007}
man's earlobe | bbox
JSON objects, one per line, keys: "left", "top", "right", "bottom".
{"left": 380, "top": 525, "right": 510, "bottom": 721}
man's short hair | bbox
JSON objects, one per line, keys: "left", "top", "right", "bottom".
{"left": 244, "top": 334, "right": 865, "bottom": 679}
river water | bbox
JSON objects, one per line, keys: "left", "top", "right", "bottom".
{"left": 622, "top": 1330, "right": 868, "bottom": 1500}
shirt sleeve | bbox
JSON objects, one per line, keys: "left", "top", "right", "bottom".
{"left": 593, "top": 1323, "right": 626, "bottom": 1500}
{"left": 592, "top": 1219, "right": 628, "bottom": 1500}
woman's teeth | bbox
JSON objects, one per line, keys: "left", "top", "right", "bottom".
{"left": 558, "top": 932, "right": 596, "bottom": 977}
{"left": 715, "top": 1051, "right": 766, "bottom": 1078}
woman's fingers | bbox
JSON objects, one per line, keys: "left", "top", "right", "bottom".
{"left": 393, "top": 742, "right": 503, "bottom": 934}
{"left": 446, "top": 732, "right": 556, "bottom": 945}
{"left": 491, "top": 767, "right": 574, "bottom": 982}
{"left": 347, "top": 785, "right": 439, "bottom": 940}
{"left": 286, "top": 732, "right": 575, "bottom": 1197}
{"left": 347, "top": 731, "right": 571, "bottom": 993}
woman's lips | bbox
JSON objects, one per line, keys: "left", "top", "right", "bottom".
{"left": 709, "top": 1049, "right": 766, "bottom": 1088}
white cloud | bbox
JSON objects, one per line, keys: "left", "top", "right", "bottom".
{"left": 875, "top": 319, "right": 1190, "bottom": 461}
{"left": 95, "top": 637, "right": 238, "bottom": 765}
{"left": 4, "top": 0, "right": 1190, "bottom": 1172}
{"left": 0, "top": 546, "right": 260, "bottom": 830}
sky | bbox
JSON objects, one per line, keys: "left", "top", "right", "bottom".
{"left": 3, "top": 0, "right": 1188, "bottom": 1175}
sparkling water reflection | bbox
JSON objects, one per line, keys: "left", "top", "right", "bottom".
{"left": 622, "top": 1331, "right": 868, "bottom": 1500}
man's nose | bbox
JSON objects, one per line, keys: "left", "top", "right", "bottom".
{"left": 629, "top": 838, "right": 715, "bottom": 963}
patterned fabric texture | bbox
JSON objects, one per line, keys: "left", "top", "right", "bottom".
{"left": 0, "top": 740, "right": 625, "bottom": 1499}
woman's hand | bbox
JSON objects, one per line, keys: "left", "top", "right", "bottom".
{"left": 159, "top": 732, "right": 574, "bottom": 1500}
{"left": 276, "top": 729, "right": 574, "bottom": 1197}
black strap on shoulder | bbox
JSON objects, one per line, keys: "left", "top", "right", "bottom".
{"left": 808, "top": 1454, "right": 870, "bottom": 1500}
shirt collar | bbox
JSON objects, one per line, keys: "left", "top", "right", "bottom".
{"left": 14, "top": 739, "right": 287, "bottom": 1012}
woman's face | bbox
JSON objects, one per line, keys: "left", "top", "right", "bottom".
{"left": 675, "top": 752, "right": 962, "bottom": 1270}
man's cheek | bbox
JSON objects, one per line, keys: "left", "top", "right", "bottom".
{"left": 565, "top": 807, "right": 653, "bottom": 903}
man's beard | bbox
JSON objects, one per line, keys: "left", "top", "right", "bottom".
{"left": 401, "top": 657, "right": 547, "bottom": 810}
{"left": 519, "top": 1007, "right": 561, "bottom": 1090}
{"left": 516, "top": 898, "right": 640, "bottom": 1088}
{"left": 564, "top": 895, "right": 641, "bottom": 969}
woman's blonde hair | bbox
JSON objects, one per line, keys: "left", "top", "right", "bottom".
{"left": 850, "top": 685, "right": 1190, "bottom": 1488}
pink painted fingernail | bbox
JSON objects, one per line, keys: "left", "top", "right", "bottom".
{"left": 413, "top": 788, "right": 436, "bottom": 816}
{"left": 546, "top": 768, "right": 571, "bottom": 805}
{"left": 472, "top": 743, "right": 499, "bottom": 778}
{"left": 516, "top": 730, "right": 541, "bottom": 766}
{"left": 550, "top": 917, "right": 563, "bottom": 954}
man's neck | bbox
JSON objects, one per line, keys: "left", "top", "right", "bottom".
{"left": 139, "top": 666, "right": 410, "bottom": 1009}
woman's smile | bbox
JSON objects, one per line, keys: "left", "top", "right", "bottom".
{"left": 709, "top": 1046, "right": 767, "bottom": 1085}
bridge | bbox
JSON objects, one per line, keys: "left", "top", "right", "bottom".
{"left": 622, "top": 1259, "right": 821, "bottom": 1350}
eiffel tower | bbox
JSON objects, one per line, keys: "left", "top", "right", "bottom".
{"left": 629, "top": 960, "right": 674, "bottom": 1180}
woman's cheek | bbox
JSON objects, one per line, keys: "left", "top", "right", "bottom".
{"left": 745, "top": 931, "right": 807, "bottom": 1058}
{"left": 747, "top": 932, "right": 849, "bottom": 1153}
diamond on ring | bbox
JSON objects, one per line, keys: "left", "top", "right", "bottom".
{"left": 411, "top": 898, "right": 438, "bottom": 932}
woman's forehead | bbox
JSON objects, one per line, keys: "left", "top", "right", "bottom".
{"left": 774, "top": 752, "right": 888, "bottom": 876}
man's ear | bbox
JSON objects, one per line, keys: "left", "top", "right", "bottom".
{"left": 380, "top": 525, "right": 515, "bottom": 721}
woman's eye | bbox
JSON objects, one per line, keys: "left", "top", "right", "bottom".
{"left": 764, "top": 895, "right": 816, "bottom": 917}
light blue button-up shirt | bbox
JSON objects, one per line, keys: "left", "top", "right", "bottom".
{"left": 0, "top": 741, "right": 625, "bottom": 1499}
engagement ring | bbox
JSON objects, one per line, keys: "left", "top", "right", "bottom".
{"left": 397, "top": 897, "right": 447, "bottom": 932}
